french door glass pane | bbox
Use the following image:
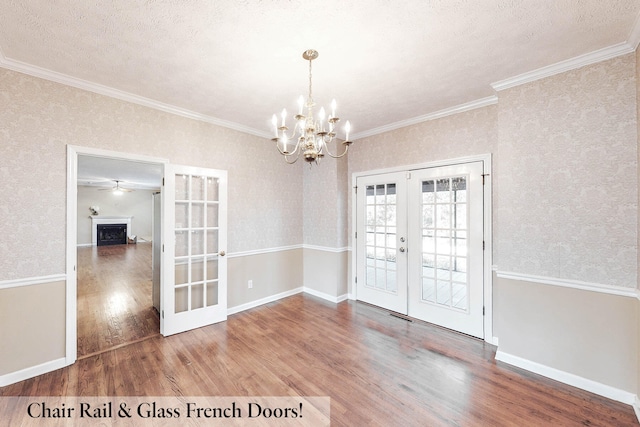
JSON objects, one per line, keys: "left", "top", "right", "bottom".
{"left": 176, "top": 175, "right": 188, "bottom": 200}
{"left": 175, "top": 286, "right": 188, "bottom": 313}
{"left": 191, "top": 176, "right": 205, "bottom": 201}
{"left": 206, "top": 178, "right": 219, "bottom": 202}
{"left": 175, "top": 203, "right": 188, "bottom": 228}
{"left": 206, "top": 282, "right": 219, "bottom": 306}
{"left": 175, "top": 231, "right": 188, "bottom": 257}
{"left": 192, "top": 204, "right": 204, "bottom": 227}
{"left": 207, "top": 204, "right": 218, "bottom": 227}
{"left": 191, "top": 284, "right": 204, "bottom": 309}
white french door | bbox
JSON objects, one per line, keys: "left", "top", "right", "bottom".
{"left": 407, "top": 163, "right": 484, "bottom": 338}
{"left": 162, "top": 165, "right": 227, "bottom": 336}
{"left": 355, "top": 172, "right": 408, "bottom": 314}
{"left": 356, "top": 161, "right": 485, "bottom": 338}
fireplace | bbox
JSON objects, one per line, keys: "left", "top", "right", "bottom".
{"left": 97, "top": 224, "right": 127, "bottom": 246}
{"left": 90, "top": 216, "right": 132, "bottom": 246}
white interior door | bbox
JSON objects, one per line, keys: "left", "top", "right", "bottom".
{"left": 356, "top": 161, "right": 485, "bottom": 338}
{"left": 356, "top": 172, "right": 408, "bottom": 314}
{"left": 407, "top": 162, "right": 484, "bottom": 338}
{"left": 162, "top": 165, "right": 227, "bottom": 336}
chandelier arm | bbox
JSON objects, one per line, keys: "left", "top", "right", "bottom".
{"left": 274, "top": 137, "right": 303, "bottom": 157}
{"left": 284, "top": 150, "right": 301, "bottom": 164}
{"left": 322, "top": 141, "right": 351, "bottom": 159}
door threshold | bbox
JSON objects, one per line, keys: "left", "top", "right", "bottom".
{"left": 389, "top": 312, "right": 413, "bottom": 322}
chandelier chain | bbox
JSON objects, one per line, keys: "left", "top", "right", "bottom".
{"left": 308, "top": 56, "right": 313, "bottom": 103}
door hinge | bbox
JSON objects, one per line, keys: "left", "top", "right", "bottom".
{"left": 483, "top": 241, "right": 485, "bottom": 250}
{"left": 483, "top": 306, "right": 485, "bottom": 316}
{"left": 355, "top": 276, "right": 357, "bottom": 284}
{"left": 406, "top": 172, "right": 411, "bottom": 179}
{"left": 354, "top": 185, "right": 358, "bottom": 194}
{"left": 162, "top": 177, "right": 165, "bottom": 186}
{"left": 355, "top": 231, "right": 357, "bottom": 239}
{"left": 162, "top": 310, "right": 164, "bottom": 319}
{"left": 482, "top": 174, "right": 489, "bottom": 185}
{"left": 162, "top": 244, "right": 165, "bottom": 252}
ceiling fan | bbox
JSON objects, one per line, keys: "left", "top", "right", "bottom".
{"left": 99, "top": 180, "right": 134, "bottom": 195}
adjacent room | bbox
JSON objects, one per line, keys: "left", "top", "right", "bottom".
{"left": 1, "top": 1, "right": 639, "bottom": 425}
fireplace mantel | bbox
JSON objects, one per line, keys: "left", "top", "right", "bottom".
{"left": 90, "top": 216, "right": 132, "bottom": 246}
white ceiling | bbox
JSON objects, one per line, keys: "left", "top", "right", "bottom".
{"left": 77, "top": 155, "right": 162, "bottom": 190}
{"left": 0, "top": 1, "right": 639, "bottom": 140}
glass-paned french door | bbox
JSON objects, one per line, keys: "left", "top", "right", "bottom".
{"left": 162, "top": 164, "right": 227, "bottom": 336}
{"left": 357, "top": 172, "right": 408, "bottom": 314}
{"left": 356, "top": 162, "right": 484, "bottom": 338}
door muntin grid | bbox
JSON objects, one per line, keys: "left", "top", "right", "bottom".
{"left": 420, "top": 175, "right": 469, "bottom": 312}
{"left": 174, "top": 174, "right": 220, "bottom": 313}
{"left": 365, "top": 183, "right": 398, "bottom": 294}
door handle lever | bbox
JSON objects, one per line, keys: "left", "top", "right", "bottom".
{"left": 399, "top": 247, "right": 406, "bottom": 253}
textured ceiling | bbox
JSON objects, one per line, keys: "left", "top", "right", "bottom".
{"left": 0, "top": 1, "right": 639, "bottom": 140}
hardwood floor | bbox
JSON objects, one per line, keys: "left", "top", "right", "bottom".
{"left": 77, "top": 243, "right": 159, "bottom": 358}
{"left": 1, "top": 294, "right": 637, "bottom": 425}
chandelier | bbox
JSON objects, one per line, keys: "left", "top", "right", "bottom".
{"left": 271, "top": 49, "right": 353, "bottom": 164}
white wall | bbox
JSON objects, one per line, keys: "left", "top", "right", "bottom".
{"left": 76, "top": 185, "right": 157, "bottom": 244}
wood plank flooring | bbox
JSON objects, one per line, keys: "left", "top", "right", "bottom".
{"left": 77, "top": 243, "right": 159, "bottom": 358}
{"left": 1, "top": 294, "right": 637, "bottom": 425}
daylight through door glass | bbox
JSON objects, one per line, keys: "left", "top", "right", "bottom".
{"left": 420, "top": 176, "right": 469, "bottom": 311}
{"left": 365, "top": 183, "right": 397, "bottom": 293}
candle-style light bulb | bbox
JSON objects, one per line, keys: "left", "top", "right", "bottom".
{"left": 319, "top": 107, "right": 325, "bottom": 131}
{"left": 345, "top": 120, "right": 351, "bottom": 141}
{"left": 331, "top": 99, "right": 337, "bottom": 118}
{"left": 281, "top": 108, "right": 287, "bottom": 127}
{"left": 282, "top": 133, "right": 288, "bottom": 153}
{"left": 298, "top": 96, "right": 304, "bottom": 115}
{"left": 272, "top": 114, "right": 278, "bottom": 137}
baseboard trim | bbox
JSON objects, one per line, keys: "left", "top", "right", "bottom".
{"left": 633, "top": 396, "right": 640, "bottom": 423}
{"left": 227, "top": 287, "right": 303, "bottom": 315}
{"left": 0, "top": 274, "right": 66, "bottom": 290}
{"left": 77, "top": 243, "right": 93, "bottom": 247}
{"left": 303, "top": 287, "right": 348, "bottom": 303}
{"left": 0, "top": 357, "right": 67, "bottom": 387}
{"left": 495, "top": 350, "right": 635, "bottom": 405}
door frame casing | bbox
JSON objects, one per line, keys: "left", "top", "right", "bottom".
{"left": 350, "top": 154, "right": 494, "bottom": 344}
{"left": 66, "top": 145, "right": 169, "bottom": 365}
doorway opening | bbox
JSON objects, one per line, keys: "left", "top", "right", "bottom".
{"left": 66, "top": 146, "right": 168, "bottom": 363}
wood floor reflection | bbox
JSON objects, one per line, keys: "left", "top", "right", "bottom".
{"left": 3, "top": 293, "right": 637, "bottom": 425}
{"left": 77, "top": 243, "right": 159, "bottom": 358}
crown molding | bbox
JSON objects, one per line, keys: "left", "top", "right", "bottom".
{"left": 628, "top": 10, "right": 640, "bottom": 50}
{"left": 351, "top": 95, "right": 498, "bottom": 140}
{"left": 0, "top": 49, "right": 273, "bottom": 139}
{"left": 491, "top": 42, "right": 635, "bottom": 91}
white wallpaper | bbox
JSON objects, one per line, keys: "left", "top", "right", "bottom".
{"left": 496, "top": 54, "right": 637, "bottom": 288}
{"left": 303, "top": 150, "right": 349, "bottom": 249}
{"left": 0, "top": 68, "right": 302, "bottom": 281}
